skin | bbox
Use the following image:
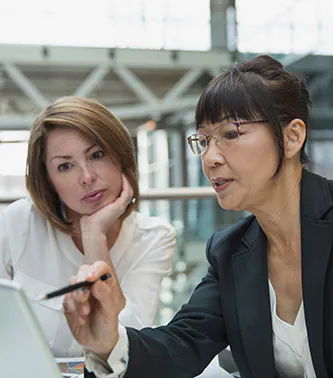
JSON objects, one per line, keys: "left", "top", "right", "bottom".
{"left": 63, "top": 118, "right": 307, "bottom": 359}
{"left": 45, "top": 128, "right": 133, "bottom": 263}
{"left": 200, "top": 120, "right": 280, "bottom": 212}
{"left": 201, "top": 119, "right": 306, "bottom": 325}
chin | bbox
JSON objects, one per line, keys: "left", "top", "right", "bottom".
{"left": 79, "top": 202, "right": 104, "bottom": 216}
{"left": 217, "top": 198, "right": 234, "bottom": 210}
{"left": 217, "top": 196, "right": 245, "bottom": 212}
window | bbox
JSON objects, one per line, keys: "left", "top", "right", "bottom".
{"left": 0, "top": 0, "right": 210, "bottom": 50}
{"left": 236, "top": 0, "right": 333, "bottom": 54}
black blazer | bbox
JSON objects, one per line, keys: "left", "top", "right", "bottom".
{"left": 86, "top": 169, "right": 333, "bottom": 378}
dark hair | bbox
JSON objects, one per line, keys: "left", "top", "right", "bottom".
{"left": 196, "top": 55, "right": 311, "bottom": 174}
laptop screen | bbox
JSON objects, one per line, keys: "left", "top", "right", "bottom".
{"left": 0, "top": 278, "right": 63, "bottom": 378}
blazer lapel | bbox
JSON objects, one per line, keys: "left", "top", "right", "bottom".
{"left": 301, "top": 217, "right": 332, "bottom": 378}
{"left": 230, "top": 170, "right": 333, "bottom": 377}
{"left": 232, "top": 220, "right": 275, "bottom": 377}
{"left": 300, "top": 170, "right": 333, "bottom": 377}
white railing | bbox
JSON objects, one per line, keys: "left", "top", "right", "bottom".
{"left": 0, "top": 186, "right": 216, "bottom": 204}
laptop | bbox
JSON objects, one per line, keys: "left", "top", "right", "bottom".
{"left": 0, "top": 278, "right": 70, "bottom": 378}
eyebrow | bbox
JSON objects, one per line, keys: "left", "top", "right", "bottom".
{"left": 49, "top": 144, "right": 98, "bottom": 162}
{"left": 198, "top": 115, "right": 232, "bottom": 129}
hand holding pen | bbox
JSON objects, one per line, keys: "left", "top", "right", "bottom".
{"left": 63, "top": 261, "right": 125, "bottom": 358}
{"left": 41, "top": 273, "right": 112, "bottom": 300}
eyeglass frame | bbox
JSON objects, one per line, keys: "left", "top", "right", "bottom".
{"left": 187, "top": 120, "right": 268, "bottom": 155}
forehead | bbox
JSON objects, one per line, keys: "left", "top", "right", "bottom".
{"left": 46, "top": 128, "right": 94, "bottom": 154}
{"left": 198, "top": 117, "right": 234, "bottom": 131}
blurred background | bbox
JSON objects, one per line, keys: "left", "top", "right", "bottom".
{"left": 0, "top": 0, "right": 333, "bottom": 325}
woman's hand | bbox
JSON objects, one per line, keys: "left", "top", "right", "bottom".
{"left": 63, "top": 261, "right": 125, "bottom": 359}
{"left": 79, "top": 174, "right": 134, "bottom": 263}
{"left": 80, "top": 174, "right": 134, "bottom": 236}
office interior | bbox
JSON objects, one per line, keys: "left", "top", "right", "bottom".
{"left": 0, "top": 0, "right": 333, "bottom": 327}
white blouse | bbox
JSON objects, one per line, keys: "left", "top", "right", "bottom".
{"left": 0, "top": 197, "right": 176, "bottom": 357}
{"left": 268, "top": 281, "right": 316, "bottom": 377}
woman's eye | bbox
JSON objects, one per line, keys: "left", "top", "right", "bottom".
{"left": 224, "top": 131, "right": 239, "bottom": 140}
{"left": 58, "top": 162, "right": 72, "bottom": 172}
{"left": 91, "top": 151, "right": 104, "bottom": 160}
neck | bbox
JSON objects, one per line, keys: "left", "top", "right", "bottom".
{"left": 248, "top": 164, "right": 303, "bottom": 256}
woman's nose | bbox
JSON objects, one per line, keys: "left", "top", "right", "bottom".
{"left": 80, "top": 166, "right": 97, "bottom": 185}
{"left": 202, "top": 141, "right": 225, "bottom": 168}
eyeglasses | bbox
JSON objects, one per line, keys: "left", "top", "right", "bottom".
{"left": 187, "top": 120, "right": 268, "bottom": 155}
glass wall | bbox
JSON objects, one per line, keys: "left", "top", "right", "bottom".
{"left": 311, "top": 139, "right": 333, "bottom": 180}
{"left": 236, "top": 0, "right": 333, "bottom": 54}
{"left": 0, "top": 0, "right": 210, "bottom": 51}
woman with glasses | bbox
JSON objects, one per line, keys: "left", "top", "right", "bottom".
{"left": 65, "top": 55, "right": 333, "bottom": 377}
{"left": 0, "top": 96, "right": 176, "bottom": 358}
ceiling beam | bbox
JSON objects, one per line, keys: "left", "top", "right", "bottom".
{"left": 111, "top": 95, "right": 198, "bottom": 119}
{"left": 2, "top": 62, "right": 49, "bottom": 109}
{"left": 0, "top": 95, "right": 199, "bottom": 129}
{"left": 113, "top": 66, "right": 158, "bottom": 104}
{"left": 163, "top": 69, "right": 202, "bottom": 103}
{"left": 74, "top": 64, "right": 110, "bottom": 97}
{"left": 0, "top": 44, "right": 232, "bottom": 70}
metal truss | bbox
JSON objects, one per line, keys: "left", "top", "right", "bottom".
{"left": 0, "top": 44, "right": 232, "bottom": 130}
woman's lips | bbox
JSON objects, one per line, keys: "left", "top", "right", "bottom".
{"left": 81, "top": 190, "right": 106, "bottom": 203}
{"left": 214, "top": 180, "right": 233, "bottom": 193}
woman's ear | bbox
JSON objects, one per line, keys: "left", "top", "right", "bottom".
{"left": 283, "top": 119, "right": 306, "bottom": 160}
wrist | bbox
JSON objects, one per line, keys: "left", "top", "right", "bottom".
{"left": 96, "top": 331, "right": 119, "bottom": 361}
{"left": 82, "top": 230, "right": 107, "bottom": 243}
{"left": 79, "top": 215, "right": 108, "bottom": 237}
{"left": 82, "top": 232, "right": 110, "bottom": 264}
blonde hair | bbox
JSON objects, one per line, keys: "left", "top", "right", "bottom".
{"left": 26, "top": 96, "right": 139, "bottom": 234}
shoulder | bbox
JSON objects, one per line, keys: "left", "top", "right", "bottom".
{"left": 124, "top": 212, "right": 176, "bottom": 257}
{"left": 206, "top": 214, "right": 255, "bottom": 264}
{"left": 1, "top": 196, "right": 34, "bottom": 222}
{"left": 0, "top": 197, "right": 48, "bottom": 263}
{"left": 1, "top": 196, "right": 49, "bottom": 234}
{"left": 129, "top": 211, "right": 176, "bottom": 238}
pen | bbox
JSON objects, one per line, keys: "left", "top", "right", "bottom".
{"left": 41, "top": 273, "right": 112, "bottom": 300}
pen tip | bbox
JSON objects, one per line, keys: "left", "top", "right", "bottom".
{"left": 36, "top": 294, "right": 47, "bottom": 301}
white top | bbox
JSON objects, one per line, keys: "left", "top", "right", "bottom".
{"left": 0, "top": 197, "right": 175, "bottom": 358}
{"left": 268, "top": 280, "right": 316, "bottom": 378}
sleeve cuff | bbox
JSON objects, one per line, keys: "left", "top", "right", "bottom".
{"left": 85, "top": 323, "right": 129, "bottom": 378}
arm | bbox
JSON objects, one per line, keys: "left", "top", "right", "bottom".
{"left": 78, "top": 223, "right": 175, "bottom": 375}
{"left": 65, "top": 237, "right": 228, "bottom": 378}
{"left": 79, "top": 173, "right": 175, "bottom": 328}
{"left": 80, "top": 173, "right": 133, "bottom": 266}
{"left": 124, "top": 264, "right": 228, "bottom": 377}
{"left": 118, "top": 224, "right": 176, "bottom": 328}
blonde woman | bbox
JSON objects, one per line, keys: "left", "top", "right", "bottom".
{"left": 0, "top": 96, "right": 175, "bottom": 357}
